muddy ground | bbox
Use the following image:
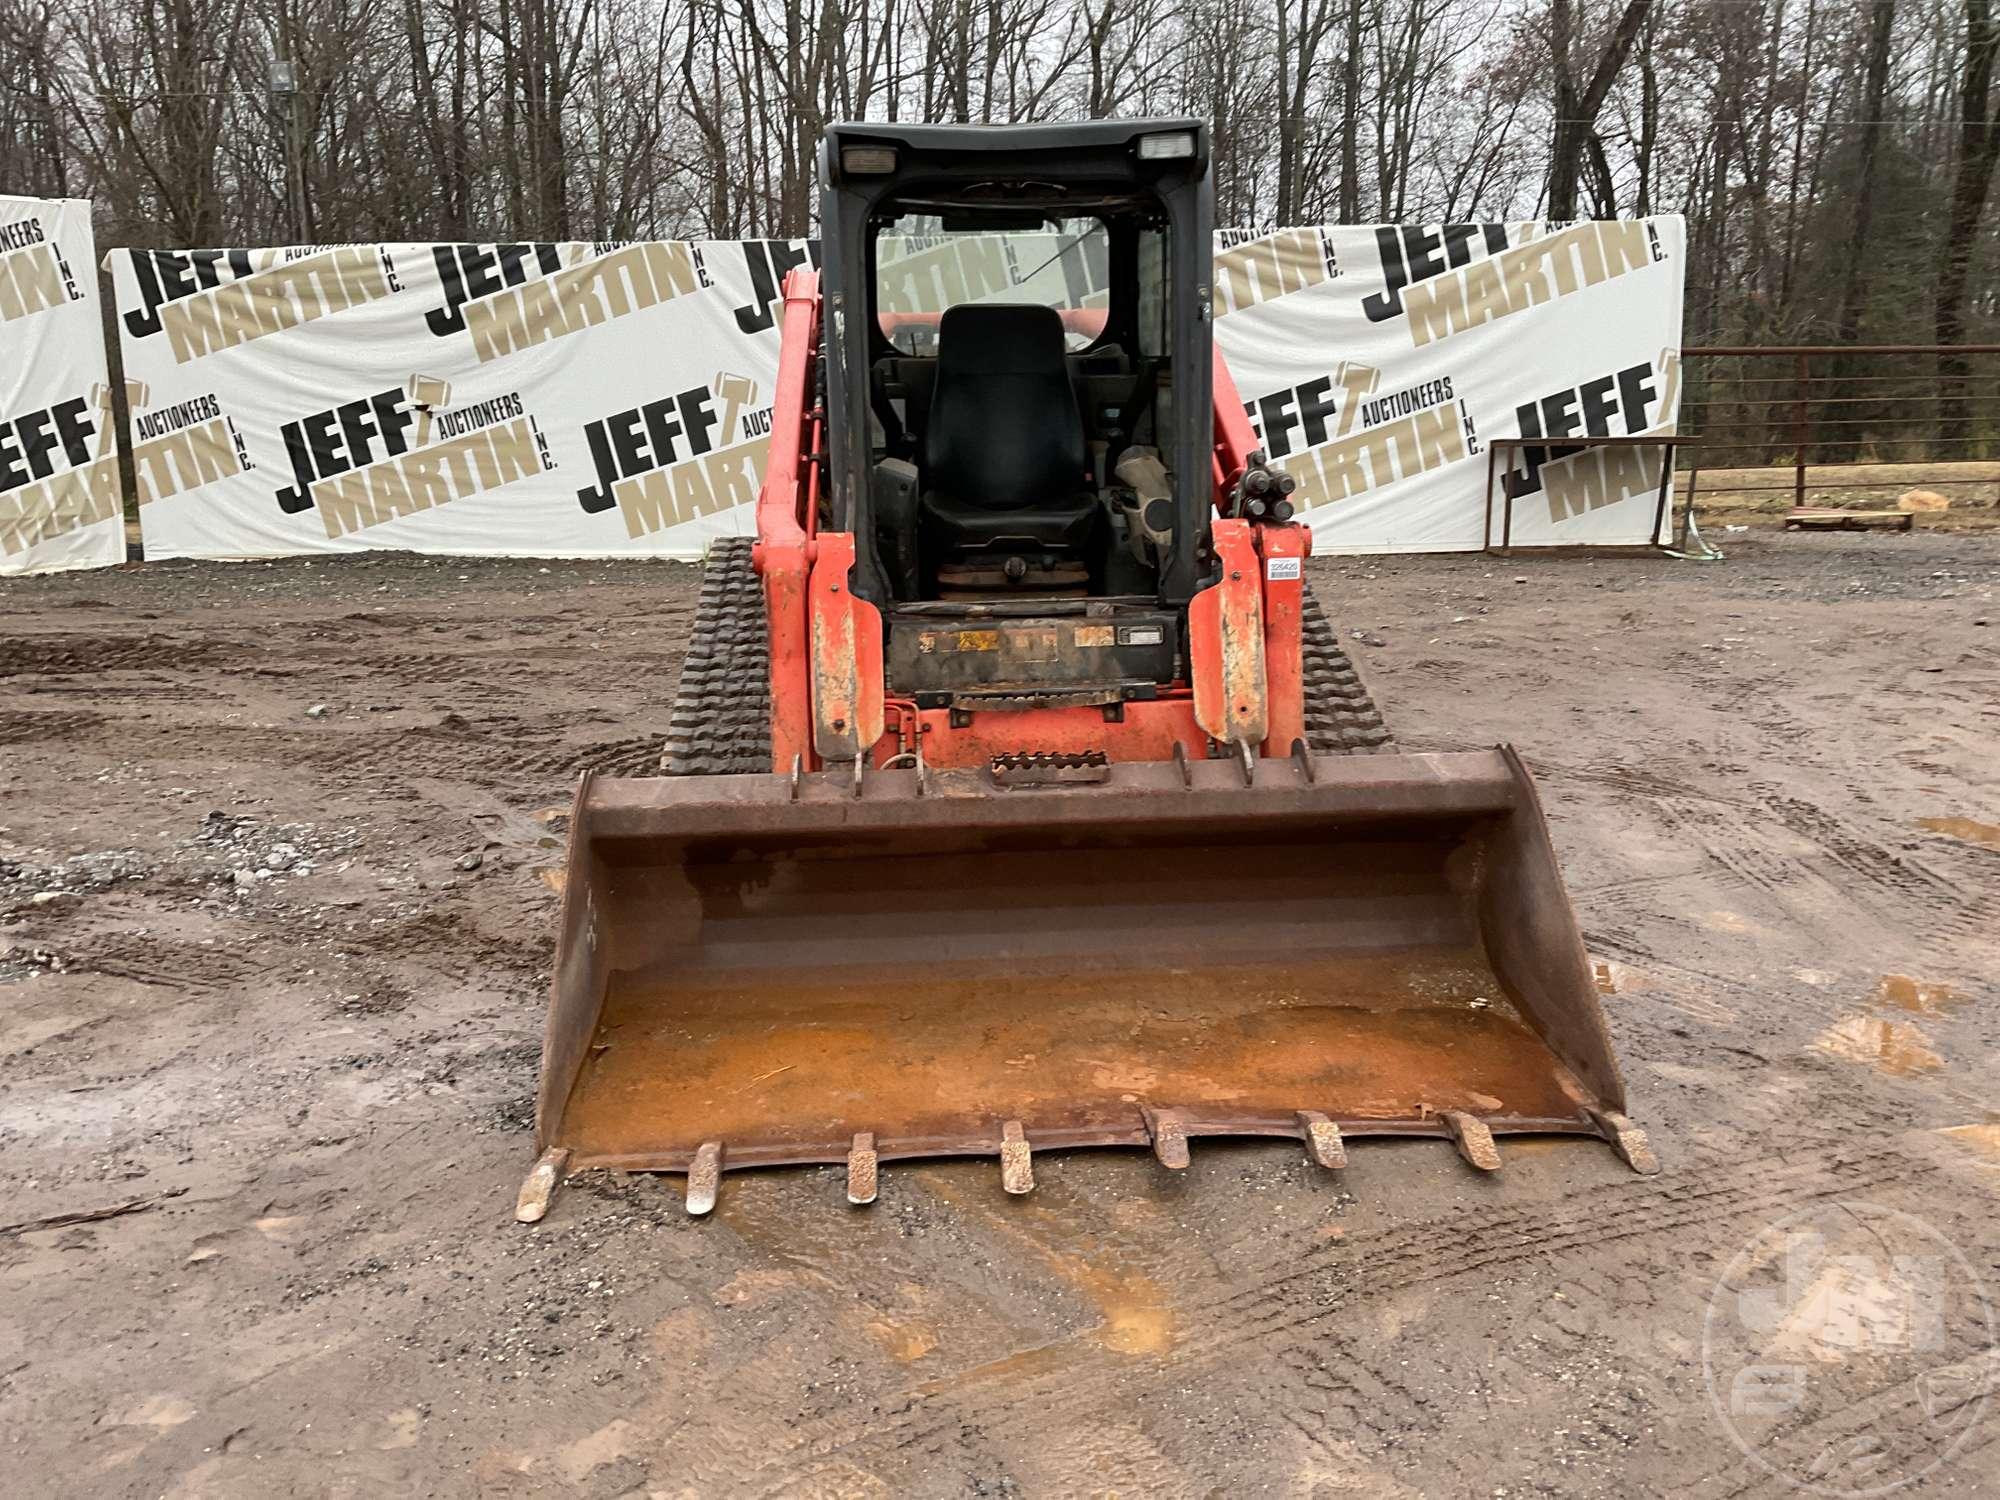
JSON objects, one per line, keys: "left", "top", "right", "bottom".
{"left": 2, "top": 529, "right": 1997, "bottom": 1499}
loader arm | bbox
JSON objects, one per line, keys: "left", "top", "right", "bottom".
{"left": 752, "top": 269, "right": 823, "bottom": 775}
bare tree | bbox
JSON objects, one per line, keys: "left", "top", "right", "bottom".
{"left": 1936, "top": 0, "right": 2000, "bottom": 438}
{"left": 1835, "top": 0, "right": 1900, "bottom": 345}
{"left": 1545, "top": 0, "right": 1653, "bottom": 218}
{"left": 0, "top": 0, "right": 1989, "bottom": 396}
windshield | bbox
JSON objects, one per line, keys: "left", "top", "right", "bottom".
{"left": 875, "top": 213, "right": 1110, "bottom": 355}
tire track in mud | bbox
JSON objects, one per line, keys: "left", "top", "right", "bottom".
{"left": 1768, "top": 795, "right": 1997, "bottom": 940}
{"left": 1650, "top": 798, "right": 1802, "bottom": 902}
{"left": 295, "top": 646, "right": 681, "bottom": 682}
{"left": 499, "top": 733, "right": 663, "bottom": 778}
{"left": 347, "top": 908, "right": 551, "bottom": 979}
{"left": 1538, "top": 759, "right": 1755, "bottom": 809}
{"left": 0, "top": 709, "right": 106, "bottom": 744}
{"left": 1196, "top": 1146, "right": 1926, "bottom": 1345}
{"left": 1575, "top": 868, "right": 1711, "bottom": 904}
{"left": 300, "top": 652, "right": 532, "bottom": 688}
{"left": 1279, "top": 1337, "right": 1444, "bottom": 1454}
{"left": 1582, "top": 926, "right": 1746, "bottom": 1029}
{"left": 1625, "top": 782, "right": 1994, "bottom": 949}
{"left": 162, "top": 718, "right": 665, "bottom": 793}
{"left": 0, "top": 633, "right": 232, "bottom": 677}
{"left": 732, "top": 1146, "right": 1936, "bottom": 1494}
{"left": 21, "top": 677, "right": 213, "bottom": 704}
{"left": 1685, "top": 1358, "right": 2000, "bottom": 1500}
{"left": 71, "top": 938, "right": 271, "bottom": 994}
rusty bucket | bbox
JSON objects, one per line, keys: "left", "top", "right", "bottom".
{"left": 518, "top": 747, "right": 1655, "bottom": 1220}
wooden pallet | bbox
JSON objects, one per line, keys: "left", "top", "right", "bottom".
{"left": 1784, "top": 507, "right": 1914, "bottom": 532}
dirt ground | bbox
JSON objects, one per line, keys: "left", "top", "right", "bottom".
{"left": 3, "top": 528, "right": 1997, "bottom": 1500}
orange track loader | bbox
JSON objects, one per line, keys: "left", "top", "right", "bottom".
{"left": 519, "top": 120, "right": 1655, "bottom": 1222}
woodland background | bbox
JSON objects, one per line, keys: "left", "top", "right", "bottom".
{"left": 2, "top": 0, "right": 1995, "bottom": 356}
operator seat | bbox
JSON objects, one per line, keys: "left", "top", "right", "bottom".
{"left": 918, "top": 304, "right": 1101, "bottom": 563}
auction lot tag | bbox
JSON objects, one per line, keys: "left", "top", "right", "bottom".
{"left": 1266, "top": 557, "right": 1302, "bottom": 581}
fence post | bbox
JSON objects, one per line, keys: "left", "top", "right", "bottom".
{"left": 1793, "top": 352, "right": 1809, "bottom": 511}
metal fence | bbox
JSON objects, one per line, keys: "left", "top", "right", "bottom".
{"left": 1678, "top": 344, "right": 2000, "bottom": 509}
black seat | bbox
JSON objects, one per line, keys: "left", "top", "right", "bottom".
{"left": 920, "top": 304, "right": 1098, "bottom": 551}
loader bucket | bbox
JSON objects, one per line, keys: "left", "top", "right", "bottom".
{"left": 524, "top": 747, "right": 1655, "bottom": 1217}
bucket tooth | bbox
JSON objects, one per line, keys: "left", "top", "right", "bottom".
{"left": 999, "top": 1121, "right": 1035, "bottom": 1195}
{"left": 686, "top": 1141, "right": 724, "bottom": 1216}
{"left": 1440, "top": 1112, "right": 1501, "bottom": 1172}
{"left": 1290, "top": 739, "right": 1318, "bottom": 784}
{"left": 515, "top": 1147, "right": 571, "bottom": 1224}
{"left": 1296, "top": 1111, "right": 1347, "bottom": 1170}
{"left": 847, "top": 1132, "right": 880, "bottom": 1206}
{"left": 1143, "top": 1108, "right": 1191, "bottom": 1170}
{"left": 1589, "top": 1109, "right": 1660, "bottom": 1175}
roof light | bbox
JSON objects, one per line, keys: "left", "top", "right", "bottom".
{"left": 840, "top": 145, "right": 898, "bottom": 175}
{"left": 1136, "top": 131, "right": 1196, "bottom": 161}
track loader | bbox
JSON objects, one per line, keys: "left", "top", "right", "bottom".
{"left": 519, "top": 119, "right": 1656, "bottom": 1222}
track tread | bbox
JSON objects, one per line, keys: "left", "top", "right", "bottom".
{"left": 1299, "top": 583, "right": 1395, "bottom": 754}
{"left": 662, "top": 537, "right": 773, "bottom": 775}
{"left": 661, "top": 551, "right": 1391, "bottom": 770}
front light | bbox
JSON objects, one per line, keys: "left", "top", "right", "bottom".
{"left": 1136, "top": 131, "right": 1196, "bottom": 161}
{"left": 840, "top": 145, "right": 898, "bottom": 174}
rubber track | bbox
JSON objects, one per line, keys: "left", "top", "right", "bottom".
{"left": 1300, "top": 583, "right": 1396, "bottom": 754}
{"left": 663, "top": 537, "right": 773, "bottom": 775}
{"left": 663, "top": 546, "right": 1393, "bottom": 771}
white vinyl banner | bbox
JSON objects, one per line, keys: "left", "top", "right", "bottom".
{"left": 109, "top": 239, "right": 819, "bottom": 560}
{"left": 1212, "top": 219, "right": 1685, "bottom": 550}
{"left": 109, "top": 221, "right": 1683, "bottom": 562}
{"left": 1, "top": 196, "right": 124, "bottom": 575}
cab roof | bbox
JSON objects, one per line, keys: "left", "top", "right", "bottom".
{"left": 825, "top": 118, "right": 1207, "bottom": 172}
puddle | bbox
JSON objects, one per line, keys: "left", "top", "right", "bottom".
{"left": 103, "top": 1394, "right": 196, "bottom": 1430}
{"left": 377, "top": 1408, "right": 422, "bottom": 1452}
{"left": 865, "top": 1316, "right": 939, "bottom": 1363}
{"left": 1592, "top": 959, "right": 1643, "bottom": 995}
{"left": 1487, "top": 1136, "right": 1561, "bottom": 1160}
{"left": 1061, "top": 1256, "right": 1175, "bottom": 1356}
{"left": 1872, "top": 974, "right": 1972, "bottom": 1017}
{"left": 713, "top": 1176, "right": 964, "bottom": 1367}
{"left": 1917, "top": 816, "right": 2000, "bottom": 849}
{"left": 1813, "top": 1015, "right": 1943, "bottom": 1076}
{"left": 1814, "top": 975, "right": 1974, "bottom": 1075}
{"left": 714, "top": 1175, "right": 889, "bottom": 1285}
{"left": 1936, "top": 1124, "right": 2000, "bottom": 1161}
{"left": 917, "top": 1169, "right": 1177, "bottom": 1360}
